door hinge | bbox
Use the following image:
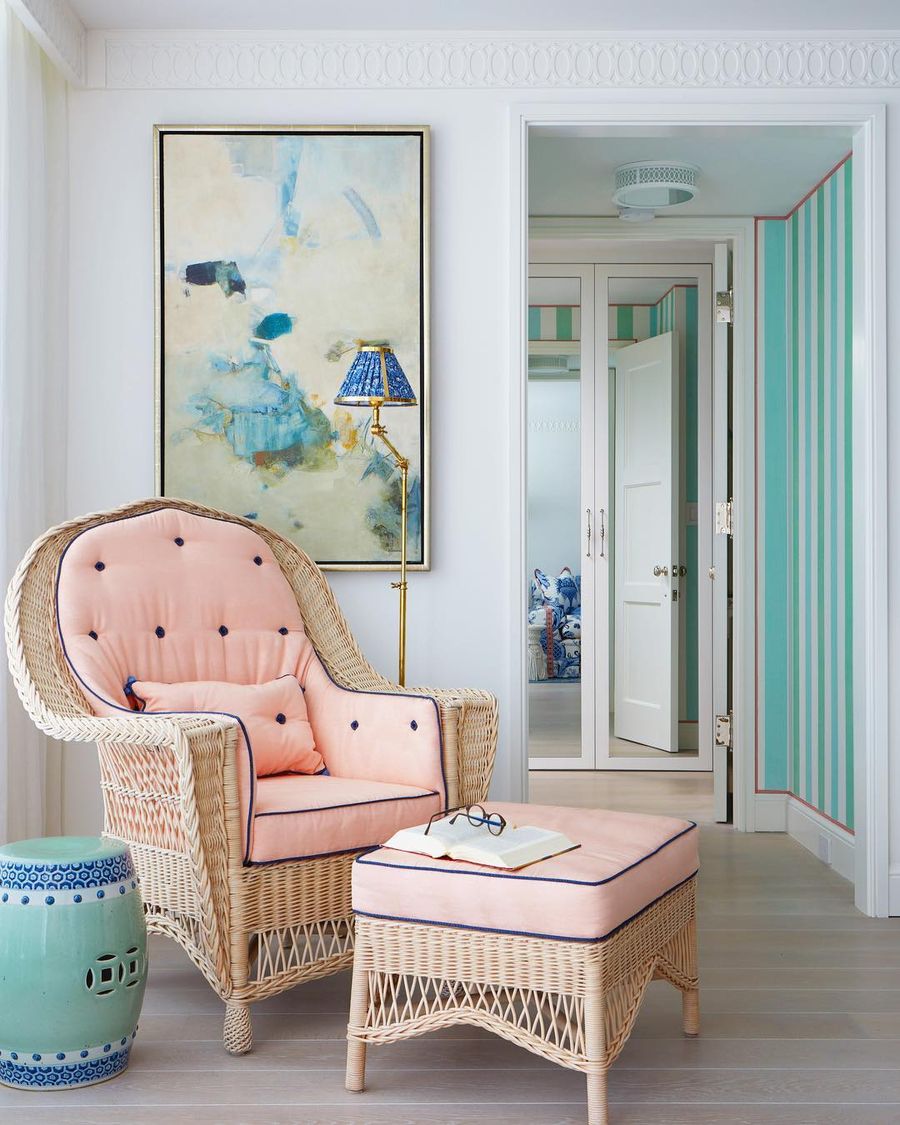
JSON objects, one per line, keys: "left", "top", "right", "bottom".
{"left": 715, "top": 712, "right": 733, "bottom": 749}
{"left": 715, "top": 499, "right": 734, "bottom": 537}
{"left": 715, "top": 289, "right": 733, "bottom": 324}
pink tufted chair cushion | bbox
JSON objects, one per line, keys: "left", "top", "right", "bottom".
{"left": 55, "top": 507, "right": 445, "bottom": 864}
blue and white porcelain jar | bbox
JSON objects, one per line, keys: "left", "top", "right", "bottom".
{"left": 0, "top": 836, "right": 148, "bottom": 1089}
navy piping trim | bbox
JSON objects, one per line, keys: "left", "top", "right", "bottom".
{"left": 355, "top": 821, "right": 698, "bottom": 887}
{"left": 254, "top": 789, "right": 439, "bottom": 818}
{"left": 247, "top": 844, "right": 380, "bottom": 867}
{"left": 53, "top": 507, "right": 278, "bottom": 865}
{"left": 315, "top": 663, "right": 447, "bottom": 808}
{"left": 353, "top": 870, "right": 699, "bottom": 944}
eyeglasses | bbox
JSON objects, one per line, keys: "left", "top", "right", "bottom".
{"left": 424, "top": 804, "right": 507, "bottom": 837}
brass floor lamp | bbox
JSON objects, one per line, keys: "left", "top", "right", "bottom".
{"left": 335, "top": 343, "right": 417, "bottom": 686}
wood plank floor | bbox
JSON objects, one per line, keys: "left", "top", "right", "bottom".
{"left": 4, "top": 772, "right": 900, "bottom": 1123}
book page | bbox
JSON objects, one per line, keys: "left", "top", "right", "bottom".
{"left": 449, "top": 826, "right": 575, "bottom": 869}
{"left": 384, "top": 815, "right": 481, "bottom": 858}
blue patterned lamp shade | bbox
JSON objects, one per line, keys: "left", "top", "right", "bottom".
{"left": 335, "top": 344, "right": 417, "bottom": 407}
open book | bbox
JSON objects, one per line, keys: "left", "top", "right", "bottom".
{"left": 383, "top": 814, "right": 578, "bottom": 871}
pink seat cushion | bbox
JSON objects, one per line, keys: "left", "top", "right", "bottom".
{"left": 55, "top": 507, "right": 446, "bottom": 864}
{"left": 131, "top": 676, "right": 323, "bottom": 777}
{"left": 252, "top": 775, "right": 442, "bottom": 863}
{"left": 352, "top": 804, "right": 698, "bottom": 942}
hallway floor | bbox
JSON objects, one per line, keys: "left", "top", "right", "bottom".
{"left": 3, "top": 773, "right": 898, "bottom": 1123}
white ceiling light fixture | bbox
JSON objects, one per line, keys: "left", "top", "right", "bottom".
{"left": 613, "top": 160, "right": 699, "bottom": 222}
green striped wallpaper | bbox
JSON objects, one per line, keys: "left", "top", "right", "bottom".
{"left": 756, "top": 156, "right": 854, "bottom": 830}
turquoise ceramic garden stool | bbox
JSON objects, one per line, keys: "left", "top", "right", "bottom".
{"left": 0, "top": 836, "right": 148, "bottom": 1089}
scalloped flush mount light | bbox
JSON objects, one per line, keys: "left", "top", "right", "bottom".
{"left": 613, "top": 161, "right": 699, "bottom": 221}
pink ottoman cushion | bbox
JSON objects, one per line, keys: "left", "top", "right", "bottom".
{"left": 352, "top": 803, "right": 698, "bottom": 942}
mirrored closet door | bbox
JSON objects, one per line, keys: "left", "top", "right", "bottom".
{"left": 526, "top": 266, "right": 598, "bottom": 769}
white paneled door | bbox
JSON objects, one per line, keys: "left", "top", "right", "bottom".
{"left": 613, "top": 332, "right": 680, "bottom": 752}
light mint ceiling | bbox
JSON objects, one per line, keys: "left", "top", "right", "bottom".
{"left": 529, "top": 126, "right": 853, "bottom": 218}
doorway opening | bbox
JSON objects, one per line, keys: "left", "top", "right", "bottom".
{"left": 514, "top": 107, "right": 887, "bottom": 917}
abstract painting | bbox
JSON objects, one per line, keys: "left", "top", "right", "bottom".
{"left": 155, "top": 126, "right": 429, "bottom": 568}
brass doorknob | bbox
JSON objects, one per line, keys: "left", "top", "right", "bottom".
{"left": 653, "top": 565, "right": 669, "bottom": 577}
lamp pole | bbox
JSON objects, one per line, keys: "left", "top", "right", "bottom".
{"left": 370, "top": 402, "right": 409, "bottom": 686}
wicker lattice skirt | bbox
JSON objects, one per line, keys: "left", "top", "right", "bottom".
{"left": 346, "top": 875, "right": 699, "bottom": 1125}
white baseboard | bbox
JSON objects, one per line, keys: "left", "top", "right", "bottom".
{"left": 786, "top": 797, "right": 855, "bottom": 884}
{"left": 888, "top": 869, "right": 900, "bottom": 916}
{"left": 753, "top": 792, "right": 787, "bottom": 831}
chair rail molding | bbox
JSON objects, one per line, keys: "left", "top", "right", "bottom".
{"left": 7, "top": 0, "right": 85, "bottom": 86}
{"left": 87, "top": 32, "right": 900, "bottom": 91}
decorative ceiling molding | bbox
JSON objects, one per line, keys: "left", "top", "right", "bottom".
{"left": 8, "top": 0, "right": 86, "bottom": 85}
{"left": 89, "top": 32, "right": 900, "bottom": 90}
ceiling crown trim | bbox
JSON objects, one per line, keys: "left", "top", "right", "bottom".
{"left": 90, "top": 32, "right": 900, "bottom": 90}
{"left": 8, "top": 0, "right": 85, "bottom": 85}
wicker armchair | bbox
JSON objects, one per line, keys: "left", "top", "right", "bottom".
{"left": 4, "top": 498, "right": 498, "bottom": 1054}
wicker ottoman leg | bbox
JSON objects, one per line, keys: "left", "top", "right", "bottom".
{"left": 584, "top": 969, "right": 609, "bottom": 1125}
{"left": 345, "top": 957, "right": 370, "bottom": 1092}
{"left": 682, "top": 988, "right": 700, "bottom": 1036}
{"left": 586, "top": 1069, "right": 608, "bottom": 1125}
{"left": 223, "top": 1002, "right": 252, "bottom": 1055}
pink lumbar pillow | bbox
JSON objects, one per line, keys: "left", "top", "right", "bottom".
{"left": 131, "top": 675, "right": 323, "bottom": 777}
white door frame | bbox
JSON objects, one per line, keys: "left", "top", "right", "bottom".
{"left": 527, "top": 264, "right": 597, "bottom": 770}
{"left": 510, "top": 101, "right": 888, "bottom": 918}
{"left": 596, "top": 263, "right": 715, "bottom": 773}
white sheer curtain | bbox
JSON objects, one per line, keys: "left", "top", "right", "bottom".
{"left": 0, "top": 3, "right": 68, "bottom": 844}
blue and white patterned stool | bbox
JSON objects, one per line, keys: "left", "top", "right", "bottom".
{"left": 0, "top": 836, "right": 148, "bottom": 1089}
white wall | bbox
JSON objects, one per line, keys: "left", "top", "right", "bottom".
{"left": 62, "top": 73, "right": 900, "bottom": 910}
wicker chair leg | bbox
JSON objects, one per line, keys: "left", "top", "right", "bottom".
{"left": 223, "top": 1002, "right": 253, "bottom": 1055}
{"left": 345, "top": 959, "right": 370, "bottom": 1092}
{"left": 682, "top": 987, "right": 700, "bottom": 1036}
{"left": 586, "top": 1068, "right": 608, "bottom": 1125}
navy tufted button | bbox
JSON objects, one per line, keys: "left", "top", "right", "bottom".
{"left": 278, "top": 626, "right": 289, "bottom": 635}
{"left": 219, "top": 625, "right": 229, "bottom": 637}
{"left": 56, "top": 1052, "right": 65, "bottom": 1061}
{"left": 253, "top": 556, "right": 263, "bottom": 566}
{"left": 174, "top": 537, "right": 184, "bottom": 546}
{"left": 350, "top": 720, "right": 359, "bottom": 731}
{"left": 155, "top": 626, "right": 165, "bottom": 639}
{"left": 410, "top": 720, "right": 418, "bottom": 731}
{"left": 89, "top": 630, "right": 98, "bottom": 640}
{"left": 275, "top": 713, "right": 286, "bottom": 725}
{"left": 94, "top": 561, "right": 105, "bottom": 571}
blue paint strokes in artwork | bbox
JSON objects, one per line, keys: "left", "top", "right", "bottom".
{"left": 188, "top": 343, "right": 335, "bottom": 466}
{"left": 278, "top": 144, "right": 301, "bottom": 237}
{"left": 184, "top": 260, "right": 246, "bottom": 297}
{"left": 366, "top": 474, "right": 422, "bottom": 554}
{"left": 343, "top": 188, "right": 381, "bottom": 239}
{"left": 254, "top": 313, "right": 293, "bottom": 340}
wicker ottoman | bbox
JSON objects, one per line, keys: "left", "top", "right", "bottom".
{"left": 345, "top": 804, "right": 699, "bottom": 1125}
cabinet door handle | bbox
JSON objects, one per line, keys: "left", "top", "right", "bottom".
{"left": 586, "top": 508, "right": 592, "bottom": 558}
{"left": 598, "top": 508, "right": 606, "bottom": 559}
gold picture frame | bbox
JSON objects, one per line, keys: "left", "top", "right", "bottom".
{"left": 154, "top": 124, "right": 430, "bottom": 571}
